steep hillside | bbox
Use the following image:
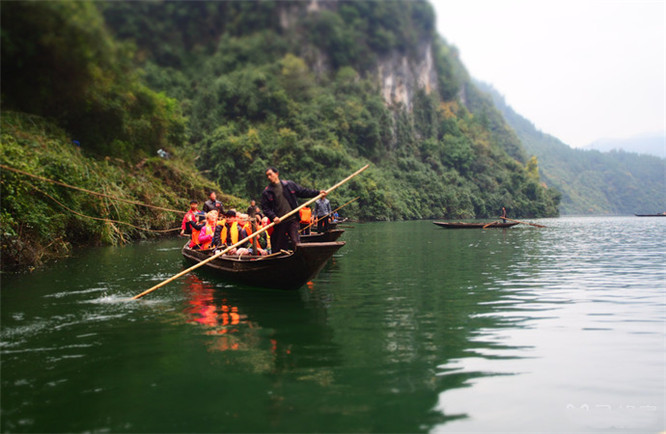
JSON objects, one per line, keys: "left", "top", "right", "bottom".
{"left": 0, "top": 111, "right": 245, "bottom": 270}
{"left": 0, "top": 3, "right": 240, "bottom": 270}
{"left": 102, "top": 0, "right": 560, "bottom": 220}
{"left": 2, "top": 0, "right": 561, "bottom": 269}
{"left": 479, "top": 81, "right": 666, "bottom": 215}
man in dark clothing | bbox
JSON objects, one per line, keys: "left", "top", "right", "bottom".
{"left": 261, "top": 167, "right": 326, "bottom": 251}
{"left": 203, "top": 191, "right": 224, "bottom": 215}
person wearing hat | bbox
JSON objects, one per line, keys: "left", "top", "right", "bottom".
{"left": 180, "top": 200, "right": 200, "bottom": 236}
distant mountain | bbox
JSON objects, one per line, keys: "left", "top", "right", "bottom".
{"left": 585, "top": 133, "right": 665, "bottom": 159}
{"left": 477, "top": 81, "right": 666, "bottom": 215}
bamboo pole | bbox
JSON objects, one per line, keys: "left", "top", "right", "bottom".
{"left": 299, "top": 196, "right": 360, "bottom": 233}
{"left": 501, "top": 217, "right": 547, "bottom": 228}
{"left": 131, "top": 164, "right": 369, "bottom": 300}
{"left": 482, "top": 221, "right": 499, "bottom": 229}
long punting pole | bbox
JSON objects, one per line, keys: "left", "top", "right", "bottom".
{"left": 131, "top": 164, "right": 369, "bottom": 300}
{"left": 300, "top": 196, "right": 360, "bottom": 233}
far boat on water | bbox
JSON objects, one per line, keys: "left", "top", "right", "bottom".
{"left": 635, "top": 213, "right": 666, "bottom": 217}
{"left": 433, "top": 221, "right": 519, "bottom": 229}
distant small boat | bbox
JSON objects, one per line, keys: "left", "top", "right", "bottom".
{"left": 181, "top": 241, "right": 344, "bottom": 290}
{"left": 433, "top": 221, "right": 519, "bottom": 229}
{"left": 634, "top": 213, "right": 666, "bottom": 217}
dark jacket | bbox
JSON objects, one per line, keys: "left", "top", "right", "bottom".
{"left": 203, "top": 199, "right": 223, "bottom": 214}
{"left": 261, "top": 180, "right": 319, "bottom": 221}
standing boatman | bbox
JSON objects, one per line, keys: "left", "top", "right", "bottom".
{"left": 203, "top": 190, "right": 224, "bottom": 215}
{"left": 314, "top": 196, "right": 332, "bottom": 233}
{"left": 261, "top": 167, "right": 326, "bottom": 251}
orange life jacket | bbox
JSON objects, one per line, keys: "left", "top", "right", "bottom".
{"left": 245, "top": 221, "right": 259, "bottom": 252}
{"left": 229, "top": 221, "right": 239, "bottom": 245}
{"left": 200, "top": 223, "right": 215, "bottom": 250}
{"left": 300, "top": 207, "right": 312, "bottom": 224}
{"left": 217, "top": 219, "right": 227, "bottom": 246}
{"left": 191, "top": 225, "right": 202, "bottom": 248}
{"left": 242, "top": 221, "right": 253, "bottom": 235}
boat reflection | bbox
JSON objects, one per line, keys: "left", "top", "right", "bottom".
{"left": 182, "top": 275, "right": 251, "bottom": 352}
{"left": 180, "top": 274, "right": 341, "bottom": 376}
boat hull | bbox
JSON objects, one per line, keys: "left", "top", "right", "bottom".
{"left": 433, "top": 221, "right": 519, "bottom": 229}
{"left": 299, "top": 229, "right": 344, "bottom": 243}
{"left": 181, "top": 241, "right": 345, "bottom": 290}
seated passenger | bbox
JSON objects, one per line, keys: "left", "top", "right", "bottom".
{"left": 212, "top": 214, "right": 228, "bottom": 249}
{"left": 187, "top": 212, "right": 206, "bottom": 249}
{"left": 212, "top": 210, "right": 249, "bottom": 256}
{"left": 180, "top": 200, "right": 199, "bottom": 236}
{"left": 198, "top": 211, "right": 219, "bottom": 250}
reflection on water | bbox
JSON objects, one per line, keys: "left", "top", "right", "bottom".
{"left": 1, "top": 217, "right": 664, "bottom": 432}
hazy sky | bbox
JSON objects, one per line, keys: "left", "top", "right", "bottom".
{"left": 432, "top": 0, "right": 665, "bottom": 148}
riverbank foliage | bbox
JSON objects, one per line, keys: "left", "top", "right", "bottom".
{"left": 2, "top": 0, "right": 560, "bottom": 269}
{"left": 0, "top": 111, "right": 243, "bottom": 270}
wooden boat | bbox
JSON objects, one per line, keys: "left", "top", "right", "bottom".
{"left": 635, "top": 213, "right": 666, "bottom": 217}
{"left": 299, "top": 229, "right": 344, "bottom": 243}
{"left": 181, "top": 241, "right": 345, "bottom": 290}
{"left": 433, "top": 221, "right": 519, "bottom": 229}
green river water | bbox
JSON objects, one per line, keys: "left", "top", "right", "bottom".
{"left": 1, "top": 217, "right": 664, "bottom": 432}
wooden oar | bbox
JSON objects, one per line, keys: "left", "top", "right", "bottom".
{"left": 131, "top": 164, "right": 369, "bottom": 300}
{"left": 501, "top": 217, "right": 547, "bottom": 228}
{"left": 300, "top": 196, "right": 360, "bottom": 233}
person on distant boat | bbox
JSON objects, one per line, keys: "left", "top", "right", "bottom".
{"left": 314, "top": 196, "right": 332, "bottom": 233}
{"left": 203, "top": 191, "right": 224, "bottom": 214}
{"left": 180, "top": 200, "right": 200, "bottom": 236}
{"left": 261, "top": 167, "right": 326, "bottom": 251}
{"left": 198, "top": 211, "right": 219, "bottom": 250}
{"left": 501, "top": 207, "right": 507, "bottom": 223}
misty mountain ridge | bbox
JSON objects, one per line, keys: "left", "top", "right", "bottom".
{"left": 476, "top": 80, "right": 666, "bottom": 215}
{"left": 585, "top": 133, "right": 665, "bottom": 159}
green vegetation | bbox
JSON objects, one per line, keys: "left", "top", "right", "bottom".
{"left": 479, "top": 81, "right": 666, "bottom": 215}
{"left": 102, "top": 0, "right": 559, "bottom": 220}
{"left": 0, "top": 111, "right": 243, "bottom": 270}
{"left": 1, "top": 1, "right": 187, "bottom": 161}
{"left": 2, "top": 0, "right": 559, "bottom": 269}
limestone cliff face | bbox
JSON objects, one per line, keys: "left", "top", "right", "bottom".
{"left": 281, "top": 0, "right": 440, "bottom": 113}
{"left": 376, "top": 39, "right": 439, "bottom": 111}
